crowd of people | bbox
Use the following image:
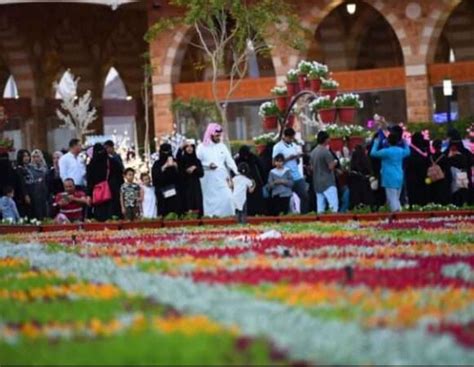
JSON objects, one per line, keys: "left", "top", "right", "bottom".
{"left": 0, "top": 122, "right": 472, "bottom": 224}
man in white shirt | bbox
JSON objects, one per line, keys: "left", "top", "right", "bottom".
{"left": 272, "top": 128, "right": 309, "bottom": 213}
{"left": 58, "top": 138, "right": 86, "bottom": 189}
{"left": 197, "top": 123, "right": 238, "bottom": 217}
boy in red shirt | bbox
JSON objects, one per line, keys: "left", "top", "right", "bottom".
{"left": 54, "top": 178, "right": 90, "bottom": 223}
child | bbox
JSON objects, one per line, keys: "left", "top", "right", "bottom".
{"left": 120, "top": 168, "right": 142, "bottom": 221}
{"left": 268, "top": 154, "right": 294, "bottom": 216}
{"left": 232, "top": 162, "right": 255, "bottom": 224}
{"left": 0, "top": 186, "right": 20, "bottom": 223}
{"left": 140, "top": 172, "right": 157, "bottom": 219}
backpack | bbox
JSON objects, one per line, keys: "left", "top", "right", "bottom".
{"left": 450, "top": 166, "right": 469, "bottom": 193}
{"left": 427, "top": 155, "right": 445, "bottom": 182}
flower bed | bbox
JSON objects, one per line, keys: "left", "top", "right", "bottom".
{"left": 0, "top": 216, "right": 473, "bottom": 364}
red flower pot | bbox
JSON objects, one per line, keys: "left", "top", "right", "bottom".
{"left": 285, "top": 114, "right": 296, "bottom": 128}
{"left": 297, "top": 74, "right": 307, "bottom": 90}
{"left": 338, "top": 107, "right": 357, "bottom": 124}
{"left": 309, "top": 78, "right": 321, "bottom": 93}
{"left": 275, "top": 96, "right": 287, "bottom": 112}
{"left": 286, "top": 82, "right": 299, "bottom": 97}
{"left": 262, "top": 115, "right": 278, "bottom": 130}
{"left": 321, "top": 88, "right": 338, "bottom": 100}
{"left": 318, "top": 108, "right": 337, "bottom": 123}
{"left": 256, "top": 144, "right": 267, "bottom": 155}
{"left": 329, "top": 137, "right": 344, "bottom": 152}
{"left": 348, "top": 136, "right": 365, "bottom": 151}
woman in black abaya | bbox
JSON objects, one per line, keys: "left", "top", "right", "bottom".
{"left": 177, "top": 142, "right": 204, "bottom": 216}
{"left": 152, "top": 143, "right": 181, "bottom": 217}
{"left": 87, "top": 143, "right": 122, "bottom": 222}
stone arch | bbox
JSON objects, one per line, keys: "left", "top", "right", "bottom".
{"left": 432, "top": 0, "right": 474, "bottom": 63}
{"left": 269, "top": 0, "right": 408, "bottom": 80}
{"left": 306, "top": 0, "right": 406, "bottom": 69}
{"left": 423, "top": 0, "right": 463, "bottom": 64}
{"left": 48, "top": 18, "right": 96, "bottom": 95}
{"left": 101, "top": 19, "right": 146, "bottom": 97}
{"left": 0, "top": 14, "right": 36, "bottom": 100}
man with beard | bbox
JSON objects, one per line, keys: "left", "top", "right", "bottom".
{"left": 196, "top": 123, "right": 238, "bottom": 217}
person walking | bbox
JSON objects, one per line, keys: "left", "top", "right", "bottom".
{"left": 272, "top": 128, "right": 309, "bottom": 214}
{"left": 235, "top": 145, "right": 266, "bottom": 216}
{"left": 196, "top": 123, "right": 238, "bottom": 217}
{"left": 152, "top": 143, "right": 181, "bottom": 217}
{"left": 370, "top": 133, "right": 410, "bottom": 212}
{"left": 310, "top": 131, "right": 339, "bottom": 213}
{"left": 177, "top": 141, "right": 204, "bottom": 216}
{"left": 232, "top": 162, "right": 255, "bottom": 224}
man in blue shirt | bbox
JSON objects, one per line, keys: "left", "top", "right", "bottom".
{"left": 272, "top": 128, "right": 309, "bottom": 213}
{"left": 370, "top": 133, "right": 410, "bottom": 212}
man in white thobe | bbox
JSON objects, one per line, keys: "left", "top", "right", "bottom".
{"left": 196, "top": 123, "right": 238, "bottom": 217}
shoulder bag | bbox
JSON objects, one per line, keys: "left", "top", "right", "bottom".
{"left": 92, "top": 160, "right": 112, "bottom": 205}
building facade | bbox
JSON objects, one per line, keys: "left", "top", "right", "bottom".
{"left": 0, "top": 0, "right": 473, "bottom": 150}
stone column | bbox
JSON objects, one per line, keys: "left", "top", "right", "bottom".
{"left": 152, "top": 88, "right": 174, "bottom": 138}
{"left": 405, "top": 65, "right": 432, "bottom": 122}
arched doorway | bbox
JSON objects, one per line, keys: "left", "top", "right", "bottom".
{"left": 310, "top": 1, "right": 406, "bottom": 125}
{"left": 1, "top": 75, "right": 24, "bottom": 152}
{"left": 432, "top": 0, "right": 474, "bottom": 121}
{"left": 102, "top": 66, "right": 137, "bottom": 150}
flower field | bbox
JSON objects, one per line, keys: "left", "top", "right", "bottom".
{"left": 0, "top": 216, "right": 473, "bottom": 365}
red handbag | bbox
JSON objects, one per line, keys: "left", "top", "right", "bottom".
{"left": 92, "top": 160, "right": 112, "bottom": 205}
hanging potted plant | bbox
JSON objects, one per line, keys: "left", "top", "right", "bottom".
{"left": 285, "top": 69, "right": 299, "bottom": 97}
{"left": 309, "top": 96, "right": 336, "bottom": 124}
{"left": 335, "top": 93, "right": 362, "bottom": 124}
{"left": 297, "top": 60, "right": 313, "bottom": 90}
{"left": 320, "top": 78, "right": 339, "bottom": 100}
{"left": 321, "top": 124, "right": 350, "bottom": 152}
{"left": 346, "top": 124, "right": 370, "bottom": 151}
{"left": 271, "top": 86, "right": 288, "bottom": 112}
{"left": 0, "top": 136, "right": 14, "bottom": 155}
{"left": 308, "top": 62, "right": 328, "bottom": 93}
{"left": 259, "top": 101, "right": 280, "bottom": 130}
{"left": 253, "top": 132, "right": 279, "bottom": 155}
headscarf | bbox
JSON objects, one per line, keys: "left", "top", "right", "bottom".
{"left": 158, "top": 143, "right": 173, "bottom": 166}
{"left": 87, "top": 143, "right": 109, "bottom": 188}
{"left": 30, "top": 149, "right": 47, "bottom": 171}
{"left": 177, "top": 144, "right": 199, "bottom": 169}
{"left": 202, "top": 123, "right": 223, "bottom": 146}
{"left": 52, "top": 151, "right": 63, "bottom": 169}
